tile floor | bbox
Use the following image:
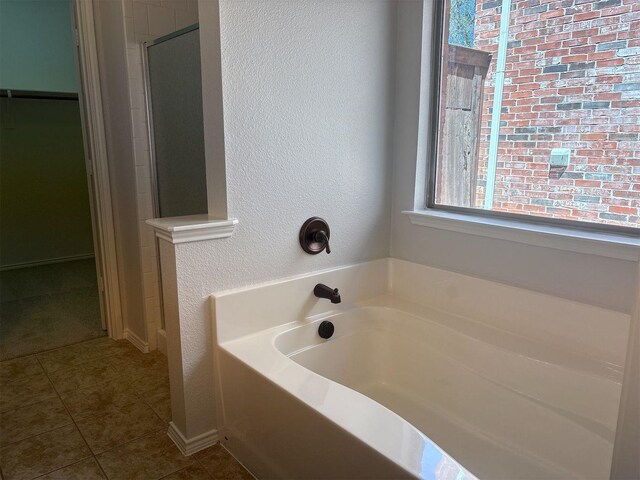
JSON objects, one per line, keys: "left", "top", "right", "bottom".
{"left": 0, "top": 260, "right": 105, "bottom": 360}
{"left": 0, "top": 337, "right": 252, "bottom": 480}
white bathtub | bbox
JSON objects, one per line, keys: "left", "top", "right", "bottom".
{"left": 213, "top": 259, "right": 628, "bottom": 479}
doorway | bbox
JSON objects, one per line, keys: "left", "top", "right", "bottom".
{"left": 0, "top": 0, "right": 112, "bottom": 360}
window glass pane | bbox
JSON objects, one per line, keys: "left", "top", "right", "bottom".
{"left": 434, "top": 0, "right": 639, "bottom": 229}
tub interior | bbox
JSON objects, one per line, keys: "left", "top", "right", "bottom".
{"left": 278, "top": 305, "right": 621, "bottom": 479}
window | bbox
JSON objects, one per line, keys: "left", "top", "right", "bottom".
{"left": 429, "top": 0, "right": 639, "bottom": 233}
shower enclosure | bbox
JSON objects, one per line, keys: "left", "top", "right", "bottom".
{"left": 142, "top": 24, "right": 207, "bottom": 334}
{"left": 143, "top": 24, "right": 207, "bottom": 219}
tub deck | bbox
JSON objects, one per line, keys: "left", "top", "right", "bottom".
{"left": 233, "top": 295, "right": 623, "bottom": 479}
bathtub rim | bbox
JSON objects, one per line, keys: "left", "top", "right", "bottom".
{"left": 217, "top": 303, "right": 476, "bottom": 480}
{"left": 211, "top": 258, "right": 630, "bottom": 479}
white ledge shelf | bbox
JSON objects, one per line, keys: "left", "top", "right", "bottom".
{"left": 146, "top": 215, "right": 238, "bottom": 244}
{"left": 404, "top": 209, "right": 640, "bottom": 261}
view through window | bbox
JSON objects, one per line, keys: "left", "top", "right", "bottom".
{"left": 434, "top": 0, "right": 639, "bottom": 230}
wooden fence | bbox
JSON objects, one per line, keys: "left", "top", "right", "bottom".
{"left": 437, "top": 44, "right": 492, "bottom": 207}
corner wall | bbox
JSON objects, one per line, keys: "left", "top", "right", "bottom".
{"left": 168, "top": 0, "right": 397, "bottom": 442}
{"left": 390, "top": 0, "right": 638, "bottom": 315}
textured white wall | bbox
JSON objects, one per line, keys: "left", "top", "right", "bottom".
{"left": 185, "top": 0, "right": 396, "bottom": 290}
{"left": 222, "top": 0, "right": 395, "bottom": 282}
{"left": 167, "top": 0, "right": 397, "bottom": 440}
{"left": 390, "top": 0, "right": 638, "bottom": 314}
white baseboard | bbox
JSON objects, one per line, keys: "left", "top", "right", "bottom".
{"left": 157, "top": 329, "right": 167, "bottom": 356}
{"left": 0, "top": 254, "right": 95, "bottom": 271}
{"left": 124, "top": 328, "right": 150, "bottom": 353}
{"left": 167, "top": 422, "right": 218, "bottom": 456}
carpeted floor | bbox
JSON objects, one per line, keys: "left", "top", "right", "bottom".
{"left": 0, "top": 259, "right": 105, "bottom": 361}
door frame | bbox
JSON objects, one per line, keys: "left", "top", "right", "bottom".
{"left": 71, "top": 0, "right": 124, "bottom": 339}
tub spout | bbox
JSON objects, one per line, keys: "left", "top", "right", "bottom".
{"left": 314, "top": 284, "right": 341, "bottom": 304}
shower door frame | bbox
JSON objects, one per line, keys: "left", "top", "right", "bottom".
{"left": 141, "top": 23, "right": 202, "bottom": 220}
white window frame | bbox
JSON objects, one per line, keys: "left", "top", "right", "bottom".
{"left": 404, "top": 0, "right": 639, "bottom": 262}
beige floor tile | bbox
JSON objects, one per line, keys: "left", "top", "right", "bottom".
{"left": 47, "top": 358, "right": 120, "bottom": 393}
{"left": 75, "top": 400, "right": 165, "bottom": 454}
{"left": 162, "top": 463, "right": 212, "bottom": 479}
{"left": 127, "top": 367, "right": 171, "bottom": 396}
{"left": 36, "top": 345, "right": 89, "bottom": 374}
{"left": 0, "top": 396, "right": 72, "bottom": 447}
{"left": 0, "top": 424, "right": 91, "bottom": 480}
{"left": 0, "top": 355, "right": 43, "bottom": 385}
{"left": 109, "top": 350, "right": 168, "bottom": 381}
{"left": 96, "top": 429, "right": 195, "bottom": 480}
{"left": 59, "top": 377, "right": 139, "bottom": 421}
{"left": 37, "top": 338, "right": 136, "bottom": 374}
{"left": 39, "top": 457, "right": 106, "bottom": 479}
{"left": 144, "top": 381, "right": 172, "bottom": 424}
{"left": 0, "top": 371, "right": 58, "bottom": 413}
{"left": 109, "top": 347, "right": 167, "bottom": 367}
{"left": 78, "top": 337, "right": 140, "bottom": 365}
{"left": 195, "top": 444, "right": 253, "bottom": 480}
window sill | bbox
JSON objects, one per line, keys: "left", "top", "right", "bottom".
{"left": 403, "top": 209, "right": 640, "bottom": 261}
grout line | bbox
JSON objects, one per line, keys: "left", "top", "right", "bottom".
{"left": 2, "top": 334, "right": 108, "bottom": 363}
{"left": 36, "top": 352, "right": 117, "bottom": 377}
{"left": 0, "top": 339, "right": 172, "bottom": 480}
{"left": 0, "top": 420, "right": 75, "bottom": 449}
{"left": 93, "top": 455, "right": 111, "bottom": 479}
{"left": 37, "top": 342, "right": 141, "bottom": 381}
{"left": 88, "top": 407, "right": 167, "bottom": 457}
{"left": 34, "top": 354, "right": 96, "bottom": 479}
{"left": 39, "top": 355, "right": 168, "bottom": 478}
{"left": 158, "top": 458, "right": 214, "bottom": 480}
{"left": 34, "top": 348, "right": 164, "bottom": 480}
{"left": 97, "top": 425, "right": 168, "bottom": 455}
{"left": 92, "top": 425, "right": 169, "bottom": 479}
{"left": 94, "top": 455, "right": 112, "bottom": 480}
{"left": 193, "top": 457, "right": 215, "bottom": 480}
{"left": 30, "top": 457, "right": 102, "bottom": 480}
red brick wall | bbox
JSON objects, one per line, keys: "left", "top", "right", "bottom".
{"left": 473, "top": 0, "right": 639, "bottom": 227}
